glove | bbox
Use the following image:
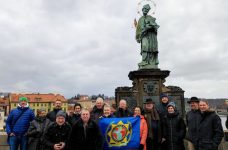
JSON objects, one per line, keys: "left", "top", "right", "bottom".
{"left": 139, "top": 144, "right": 144, "bottom": 150}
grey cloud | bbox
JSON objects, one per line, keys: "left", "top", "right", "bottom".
{"left": 0, "top": 0, "right": 227, "bottom": 98}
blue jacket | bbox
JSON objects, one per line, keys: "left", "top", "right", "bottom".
{"left": 6, "top": 105, "right": 35, "bottom": 136}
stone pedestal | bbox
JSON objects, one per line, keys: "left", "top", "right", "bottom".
{"left": 115, "top": 69, "right": 185, "bottom": 116}
{"left": 128, "top": 69, "right": 170, "bottom": 107}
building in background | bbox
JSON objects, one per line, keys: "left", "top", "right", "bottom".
{"left": 10, "top": 93, "right": 68, "bottom": 115}
{"left": 0, "top": 93, "right": 10, "bottom": 116}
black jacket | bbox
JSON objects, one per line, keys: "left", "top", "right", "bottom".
{"left": 186, "top": 109, "right": 201, "bottom": 145}
{"left": 68, "top": 118, "right": 103, "bottom": 150}
{"left": 42, "top": 122, "right": 71, "bottom": 150}
{"left": 90, "top": 106, "right": 103, "bottom": 122}
{"left": 157, "top": 102, "right": 169, "bottom": 119}
{"left": 197, "top": 110, "right": 224, "bottom": 150}
{"left": 68, "top": 113, "right": 81, "bottom": 126}
{"left": 46, "top": 108, "right": 61, "bottom": 122}
{"left": 162, "top": 112, "right": 186, "bottom": 150}
{"left": 114, "top": 108, "right": 133, "bottom": 118}
{"left": 27, "top": 117, "right": 52, "bottom": 150}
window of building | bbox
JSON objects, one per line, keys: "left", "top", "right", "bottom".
{"left": 37, "top": 103, "right": 39, "bottom": 106}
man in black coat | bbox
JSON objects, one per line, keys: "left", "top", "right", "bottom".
{"left": 186, "top": 97, "right": 201, "bottom": 149}
{"left": 46, "top": 100, "right": 68, "bottom": 122}
{"left": 68, "top": 109, "right": 103, "bottom": 150}
{"left": 68, "top": 103, "right": 82, "bottom": 126}
{"left": 114, "top": 99, "right": 133, "bottom": 118}
{"left": 90, "top": 97, "right": 104, "bottom": 122}
{"left": 197, "top": 100, "right": 224, "bottom": 150}
{"left": 157, "top": 94, "right": 169, "bottom": 120}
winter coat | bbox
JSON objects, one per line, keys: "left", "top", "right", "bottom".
{"left": 6, "top": 106, "right": 35, "bottom": 136}
{"left": 185, "top": 109, "right": 201, "bottom": 146}
{"left": 27, "top": 117, "right": 52, "bottom": 150}
{"left": 42, "top": 122, "right": 71, "bottom": 150}
{"left": 197, "top": 110, "right": 224, "bottom": 150}
{"left": 133, "top": 115, "right": 148, "bottom": 150}
{"left": 68, "top": 113, "right": 80, "bottom": 126}
{"left": 157, "top": 103, "right": 168, "bottom": 120}
{"left": 46, "top": 108, "right": 68, "bottom": 122}
{"left": 114, "top": 108, "right": 133, "bottom": 118}
{"left": 162, "top": 112, "right": 186, "bottom": 150}
{"left": 90, "top": 106, "right": 103, "bottom": 122}
{"left": 68, "top": 118, "right": 103, "bottom": 150}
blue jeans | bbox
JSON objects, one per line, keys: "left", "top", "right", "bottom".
{"left": 9, "top": 135, "right": 27, "bottom": 150}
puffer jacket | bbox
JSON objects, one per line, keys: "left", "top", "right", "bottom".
{"left": 134, "top": 115, "right": 148, "bottom": 150}
{"left": 6, "top": 105, "right": 35, "bottom": 136}
{"left": 162, "top": 112, "right": 186, "bottom": 150}
{"left": 27, "top": 116, "right": 52, "bottom": 150}
{"left": 197, "top": 110, "right": 224, "bottom": 150}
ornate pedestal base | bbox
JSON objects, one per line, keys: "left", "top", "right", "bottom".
{"left": 128, "top": 69, "right": 170, "bottom": 106}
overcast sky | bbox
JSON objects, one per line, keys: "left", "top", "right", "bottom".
{"left": 0, "top": 0, "right": 227, "bottom": 99}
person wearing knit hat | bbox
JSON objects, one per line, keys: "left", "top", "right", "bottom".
{"left": 42, "top": 110, "right": 71, "bottom": 150}
{"left": 167, "top": 102, "right": 176, "bottom": 112}
{"left": 56, "top": 110, "right": 66, "bottom": 119}
{"left": 162, "top": 101, "right": 186, "bottom": 150}
{"left": 157, "top": 93, "right": 169, "bottom": 120}
{"left": 6, "top": 96, "right": 35, "bottom": 150}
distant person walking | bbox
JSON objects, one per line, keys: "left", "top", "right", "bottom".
{"left": 6, "top": 97, "right": 35, "bottom": 150}
{"left": 162, "top": 102, "right": 186, "bottom": 150}
{"left": 27, "top": 108, "right": 52, "bottom": 150}
{"left": 196, "top": 100, "right": 224, "bottom": 150}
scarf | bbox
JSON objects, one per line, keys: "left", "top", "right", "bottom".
{"left": 145, "top": 108, "right": 160, "bottom": 139}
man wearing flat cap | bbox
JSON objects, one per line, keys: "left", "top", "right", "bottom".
{"left": 6, "top": 96, "right": 35, "bottom": 150}
{"left": 186, "top": 96, "right": 201, "bottom": 149}
{"left": 144, "top": 98, "right": 162, "bottom": 150}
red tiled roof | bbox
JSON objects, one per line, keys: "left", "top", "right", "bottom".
{"left": 10, "top": 93, "right": 67, "bottom": 103}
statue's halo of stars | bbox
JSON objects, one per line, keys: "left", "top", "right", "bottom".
{"left": 137, "top": 0, "right": 156, "bottom": 16}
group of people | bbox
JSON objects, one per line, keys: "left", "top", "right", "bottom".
{"left": 5, "top": 95, "right": 225, "bottom": 150}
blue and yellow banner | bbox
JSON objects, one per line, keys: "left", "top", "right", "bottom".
{"left": 99, "top": 117, "right": 140, "bottom": 150}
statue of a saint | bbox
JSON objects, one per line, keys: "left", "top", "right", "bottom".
{"left": 136, "top": 4, "right": 159, "bottom": 69}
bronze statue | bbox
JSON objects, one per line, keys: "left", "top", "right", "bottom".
{"left": 136, "top": 4, "right": 159, "bottom": 69}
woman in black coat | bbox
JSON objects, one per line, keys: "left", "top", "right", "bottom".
{"left": 27, "top": 109, "right": 52, "bottom": 150}
{"left": 162, "top": 102, "right": 186, "bottom": 150}
{"left": 197, "top": 100, "right": 224, "bottom": 150}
